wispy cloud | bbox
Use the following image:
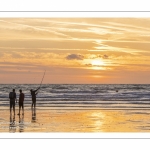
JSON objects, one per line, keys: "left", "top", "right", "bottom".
{"left": 0, "top": 18, "right": 150, "bottom": 83}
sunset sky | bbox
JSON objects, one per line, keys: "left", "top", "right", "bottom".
{"left": 0, "top": 18, "right": 150, "bottom": 84}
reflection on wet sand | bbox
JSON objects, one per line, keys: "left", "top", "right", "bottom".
{"left": 9, "top": 114, "right": 16, "bottom": 133}
{"left": 19, "top": 114, "right": 24, "bottom": 132}
{"left": 3, "top": 109, "right": 150, "bottom": 132}
{"left": 31, "top": 108, "right": 36, "bottom": 123}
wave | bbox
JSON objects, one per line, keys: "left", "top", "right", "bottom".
{"left": 1, "top": 84, "right": 150, "bottom": 109}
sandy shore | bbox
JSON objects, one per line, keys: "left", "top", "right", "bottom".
{"left": 0, "top": 108, "right": 150, "bottom": 132}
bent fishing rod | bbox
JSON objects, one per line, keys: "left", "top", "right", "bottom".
{"left": 39, "top": 70, "right": 46, "bottom": 88}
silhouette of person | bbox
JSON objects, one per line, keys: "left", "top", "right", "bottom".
{"left": 18, "top": 89, "right": 25, "bottom": 115}
{"left": 9, "top": 89, "right": 17, "bottom": 115}
{"left": 9, "top": 114, "right": 16, "bottom": 133}
{"left": 30, "top": 87, "right": 40, "bottom": 108}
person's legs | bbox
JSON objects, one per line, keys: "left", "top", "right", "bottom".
{"left": 31, "top": 99, "right": 34, "bottom": 108}
{"left": 22, "top": 103, "right": 24, "bottom": 115}
{"left": 33, "top": 101, "right": 36, "bottom": 108}
{"left": 10, "top": 101, "right": 12, "bottom": 114}
{"left": 34, "top": 101, "right": 36, "bottom": 109}
{"left": 13, "top": 107, "right": 15, "bottom": 115}
{"left": 32, "top": 101, "right": 35, "bottom": 108}
{"left": 13, "top": 101, "right": 15, "bottom": 115}
{"left": 18, "top": 102, "right": 21, "bottom": 115}
{"left": 20, "top": 103, "right": 22, "bottom": 113}
{"left": 31, "top": 102, "right": 33, "bottom": 108}
{"left": 18, "top": 106, "right": 20, "bottom": 115}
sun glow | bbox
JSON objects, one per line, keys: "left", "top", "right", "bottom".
{"left": 91, "top": 59, "right": 104, "bottom": 66}
{"left": 90, "top": 60, "right": 106, "bottom": 70}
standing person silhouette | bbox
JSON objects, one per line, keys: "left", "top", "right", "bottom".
{"left": 18, "top": 89, "right": 25, "bottom": 115}
{"left": 9, "top": 89, "right": 17, "bottom": 115}
{"left": 30, "top": 87, "right": 40, "bottom": 108}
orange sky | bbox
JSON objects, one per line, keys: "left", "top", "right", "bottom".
{"left": 0, "top": 18, "right": 150, "bottom": 84}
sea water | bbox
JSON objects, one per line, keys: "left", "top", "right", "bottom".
{"left": 1, "top": 84, "right": 150, "bottom": 109}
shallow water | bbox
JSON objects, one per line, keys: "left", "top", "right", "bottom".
{"left": 1, "top": 109, "right": 150, "bottom": 132}
{"left": 1, "top": 84, "right": 150, "bottom": 109}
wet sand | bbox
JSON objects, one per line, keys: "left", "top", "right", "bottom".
{"left": 1, "top": 107, "right": 150, "bottom": 132}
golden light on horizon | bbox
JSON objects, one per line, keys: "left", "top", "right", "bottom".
{"left": 0, "top": 18, "right": 150, "bottom": 84}
{"left": 91, "top": 59, "right": 106, "bottom": 70}
{"left": 91, "top": 59, "right": 104, "bottom": 66}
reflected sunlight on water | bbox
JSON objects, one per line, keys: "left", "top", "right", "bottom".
{"left": 0, "top": 109, "right": 150, "bottom": 132}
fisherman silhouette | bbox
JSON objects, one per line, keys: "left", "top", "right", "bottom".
{"left": 9, "top": 89, "right": 17, "bottom": 115}
{"left": 17, "top": 89, "right": 25, "bottom": 115}
{"left": 30, "top": 87, "right": 40, "bottom": 108}
{"left": 30, "top": 70, "right": 46, "bottom": 108}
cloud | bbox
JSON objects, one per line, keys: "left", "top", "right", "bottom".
{"left": 85, "top": 63, "right": 92, "bottom": 66}
{"left": 103, "top": 55, "right": 109, "bottom": 59}
{"left": 86, "top": 54, "right": 109, "bottom": 59}
{"left": 96, "top": 54, "right": 109, "bottom": 59}
{"left": 66, "top": 54, "right": 84, "bottom": 60}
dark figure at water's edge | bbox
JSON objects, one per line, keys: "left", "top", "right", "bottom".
{"left": 30, "top": 87, "right": 40, "bottom": 108}
{"left": 9, "top": 89, "right": 17, "bottom": 115}
{"left": 18, "top": 89, "right": 25, "bottom": 115}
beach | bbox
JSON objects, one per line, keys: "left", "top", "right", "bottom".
{"left": 0, "top": 108, "right": 150, "bottom": 132}
{"left": 1, "top": 84, "right": 150, "bottom": 132}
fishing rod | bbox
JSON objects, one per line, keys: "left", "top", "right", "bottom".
{"left": 39, "top": 70, "right": 46, "bottom": 88}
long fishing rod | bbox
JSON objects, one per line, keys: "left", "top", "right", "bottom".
{"left": 39, "top": 70, "right": 46, "bottom": 88}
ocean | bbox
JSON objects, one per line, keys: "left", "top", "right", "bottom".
{"left": 1, "top": 84, "right": 150, "bottom": 109}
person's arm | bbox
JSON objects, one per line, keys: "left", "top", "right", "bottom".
{"left": 35, "top": 92, "right": 38, "bottom": 96}
{"left": 34, "top": 87, "right": 40, "bottom": 93}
